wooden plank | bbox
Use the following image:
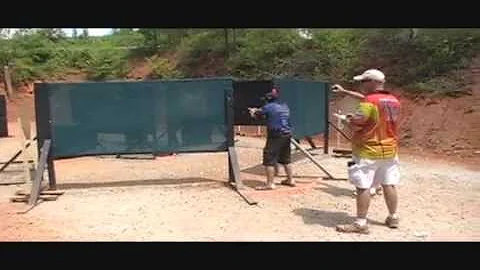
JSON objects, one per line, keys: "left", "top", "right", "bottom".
{"left": 227, "top": 146, "right": 258, "bottom": 205}
{"left": 228, "top": 182, "right": 258, "bottom": 205}
{"left": 11, "top": 194, "right": 58, "bottom": 203}
{"left": 28, "top": 139, "right": 51, "bottom": 206}
{"left": 328, "top": 121, "right": 351, "bottom": 141}
{"left": 305, "top": 136, "right": 317, "bottom": 149}
{"left": 290, "top": 138, "right": 335, "bottom": 179}
{"left": 333, "top": 149, "right": 352, "bottom": 154}
{"left": 17, "top": 117, "right": 31, "bottom": 183}
{"left": 116, "top": 154, "right": 155, "bottom": 160}
{"left": 0, "top": 160, "right": 34, "bottom": 165}
{"left": 39, "top": 194, "right": 59, "bottom": 201}
{"left": 17, "top": 200, "right": 44, "bottom": 214}
{"left": 237, "top": 188, "right": 258, "bottom": 205}
{"left": 0, "top": 180, "right": 27, "bottom": 186}
{"left": 0, "top": 137, "right": 37, "bottom": 173}
{"left": 15, "top": 189, "right": 65, "bottom": 196}
{"left": 228, "top": 146, "right": 244, "bottom": 189}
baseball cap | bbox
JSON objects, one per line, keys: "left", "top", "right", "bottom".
{"left": 353, "top": 69, "right": 386, "bottom": 82}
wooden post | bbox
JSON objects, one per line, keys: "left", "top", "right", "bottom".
{"left": 305, "top": 136, "right": 317, "bottom": 149}
{"left": 4, "top": 65, "right": 13, "bottom": 100}
{"left": 336, "top": 109, "right": 342, "bottom": 148}
{"left": 28, "top": 139, "right": 51, "bottom": 206}
{"left": 29, "top": 122, "right": 38, "bottom": 169}
{"left": 17, "top": 117, "right": 32, "bottom": 184}
{"left": 224, "top": 29, "right": 229, "bottom": 58}
{"left": 20, "top": 100, "right": 37, "bottom": 168}
{"left": 0, "top": 95, "right": 7, "bottom": 137}
{"left": 323, "top": 83, "right": 330, "bottom": 154}
{"left": 228, "top": 146, "right": 243, "bottom": 189}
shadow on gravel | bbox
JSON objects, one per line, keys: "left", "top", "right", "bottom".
{"left": 241, "top": 179, "right": 266, "bottom": 189}
{"left": 241, "top": 178, "right": 317, "bottom": 189}
{"left": 293, "top": 208, "right": 353, "bottom": 228}
{"left": 315, "top": 182, "right": 353, "bottom": 198}
{"left": 294, "top": 208, "right": 389, "bottom": 228}
{"left": 240, "top": 151, "right": 309, "bottom": 176}
{"left": 56, "top": 177, "right": 224, "bottom": 190}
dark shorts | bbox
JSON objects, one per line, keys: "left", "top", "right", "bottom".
{"left": 263, "top": 134, "right": 292, "bottom": 166}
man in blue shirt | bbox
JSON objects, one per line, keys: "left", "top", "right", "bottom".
{"left": 248, "top": 88, "right": 295, "bottom": 190}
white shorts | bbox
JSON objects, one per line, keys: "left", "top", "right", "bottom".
{"left": 348, "top": 156, "right": 400, "bottom": 189}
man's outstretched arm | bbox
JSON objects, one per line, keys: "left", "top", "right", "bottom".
{"left": 248, "top": 107, "right": 264, "bottom": 118}
{"left": 332, "top": 84, "right": 365, "bottom": 100}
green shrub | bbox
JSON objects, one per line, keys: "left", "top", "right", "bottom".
{"left": 148, "top": 56, "right": 183, "bottom": 79}
{"left": 409, "top": 70, "right": 470, "bottom": 97}
{"left": 227, "top": 29, "right": 302, "bottom": 79}
{"left": 85, "top": 49, "right": 129, "bottom": 81}
{"left": 360, "top": 28, "right": 480, "bottom": 88}
{"left": 1, "top": 28, "right": 479, "bottom": 95}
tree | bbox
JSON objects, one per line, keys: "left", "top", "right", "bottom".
{"left": 37, "top": 28, "right": 66, "bottom": 42}
{"left": 0, "top": 28, "right": 11, "bottom": 39}
{"left": 80, "top": 29, "right": 89, "bottom": 38}
{"left": 138, "top": 28, "right": 163, "bottom": 50}
{"left": 139, "top": 28, "right": 190, "bottom": 51}
{"left": 224, "top": 28, "right": 229, "bottom": 58}
{"left": 12, "top": 29, "right": 35, "bottom": 38}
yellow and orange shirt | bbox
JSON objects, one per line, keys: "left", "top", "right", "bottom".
{"left": 349, "top": 91, "right": 401, "bottom": 159}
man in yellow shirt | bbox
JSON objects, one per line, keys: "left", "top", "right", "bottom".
{"left": 333, "top": 69, "right": 401, "bottom": 234}
{"left": 332, "top": 84, "right": 383, "bottom": 197}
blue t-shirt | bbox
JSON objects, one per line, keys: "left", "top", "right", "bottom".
{"left": 260, "top": 101, "right": 292, "bottom": 136}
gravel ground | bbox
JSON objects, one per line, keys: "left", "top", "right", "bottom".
{"left": 0, "top": 132, "right": 479, "bottom": 241}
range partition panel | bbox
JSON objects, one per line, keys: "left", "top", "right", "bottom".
{"left": 35, "top": 78, "right": 234, "bottom": 159}
{"left": 34, "top": 78, "right": 235, "bottom": 189}
{"left": 233, "top": 78, "right": 330, "bottom": 148}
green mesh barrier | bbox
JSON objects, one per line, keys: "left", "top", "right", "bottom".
{"left": 36, "top": 78, "right": 233, "bottom": 158}
{"left": 273, "top": 78, "right": 329, "bottom": 140}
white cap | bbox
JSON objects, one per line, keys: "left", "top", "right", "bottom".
{"left": 353, "top": 69, "right": 385, "bottom": 82}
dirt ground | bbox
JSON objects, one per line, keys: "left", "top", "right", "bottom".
{"left": 0, "top": 120, "right": 478, "bottom": 241}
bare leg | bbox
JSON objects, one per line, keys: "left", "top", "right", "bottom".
{"left": 265, "top": 166, "right": 276, "bottom": 187}
{"left": 336, "top": 187, "right": 371, "bottom": 233}
{"left": 283, "top": 164, "right": 294, "bottom": 184}
{"left": 382, "top": 184, "right": 399, "bottom": 228}
{"left": 356, "top": 187, "right": 371, "bottom": 219}
{"left": 382, "top": 184, "right": 398, "bottom": 216}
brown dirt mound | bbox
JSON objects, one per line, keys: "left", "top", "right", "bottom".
{"left": 5, "top": 92, "right": 35, "bottom": 123}
{"left": 398, "top": 93, "right": 480, "bottom": 157}
{"left": 126, "top": 57, "right": 152, "bottom": 80}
